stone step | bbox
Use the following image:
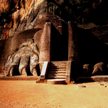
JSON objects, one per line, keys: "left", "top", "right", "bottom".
{"left": 49, "top": 66, "right": 66, "bottom": 68}
{"left": 37, "top": 61, "right": 72, "bottom": 84}
{"left": 46, "top": 79, "right": 67, "bottom": 84}
{"left": 50, "top": 70, "right": 66, "bottom": 72}
{"left": 46, "top": 61, "right": 67, "bottom": 79}
{"left": 47, "top": 72, "right": 67, "bottom": 78}
{"left": 48, "top": 72, "right": 67, "bottom": 76}
{"left": 48, "top": 61, "right": 67, "bottom": 67}
{"left": 48, "top": 70, "right": 66, "bottom": 74}
{"left": 47, "top": 75, "right": 66, "bottom": 79}
{"left": 49, "top": 67, "right": 67, "bottom": 70}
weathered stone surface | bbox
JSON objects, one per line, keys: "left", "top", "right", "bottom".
{"left": 4, "top": 39, "right": 39, "bottom": 76}
{"left": 92, "top": 62, "right": 105, "bottom": 75}
{"left": 0, "top": 0, "right": 70, "bottom": 76}
{"left": 0, "top": 0, "right": 107, "bottom": 39}
{"left": 0, "top": 0, "right": 108, "bottom": 79}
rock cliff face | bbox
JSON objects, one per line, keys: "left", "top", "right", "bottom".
{"left": 0, "top": 0, "right": 108, "bottom": 78}
{"left": 0, "top": 0, "right": 44, "bottom": 39}
{"left": 1, "top": 0, "right": 108, "bottom": 39}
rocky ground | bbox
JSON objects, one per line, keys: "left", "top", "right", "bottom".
{"left": 0, "top": 80, "right": 108, "bottom": 108}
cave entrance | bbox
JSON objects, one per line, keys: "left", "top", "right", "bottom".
{"left": 50, "top": 22, "right": 68, "bottom": 61}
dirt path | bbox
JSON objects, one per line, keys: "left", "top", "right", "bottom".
{"left": 0, "top": 80, "right": 108, "bottom": 108}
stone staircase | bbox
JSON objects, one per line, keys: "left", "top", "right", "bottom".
{"left": 37, "top": 61, "right": 72, "bottom": 84}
